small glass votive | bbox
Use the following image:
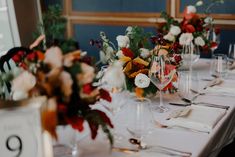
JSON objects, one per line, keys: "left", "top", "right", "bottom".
{"left": 210, "top": 54, "right": 228, "bottom": 78}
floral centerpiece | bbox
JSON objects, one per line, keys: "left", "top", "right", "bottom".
{"left": 0, "top": 36, "right": 114, "bottom": 145}
{"left": 159, "top": 0, "right": 223, "bottom": 54}
{"left": 91, "top": 26, "right": 180, "bottom": 98}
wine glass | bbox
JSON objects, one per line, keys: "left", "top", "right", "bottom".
{"left": 210, "top": 54, "right": 228, "bottom": 78}
{"left": 181, "top": 42, "right": 200, "bottom": 71}
{"left": 207, "top": 27, "right": 220, "bottom": 56}
{"left": 149, "top": 55, "right": 174, "bottom": 113}
{"left": 228, "top": 43, "right": 235, "bottom": 61}
{"left": 126, "top": 98, "right": 154, "bottom": 140}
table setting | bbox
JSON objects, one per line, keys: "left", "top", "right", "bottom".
{"left": 1, "top": 1, "right": 235, "bottom": 157}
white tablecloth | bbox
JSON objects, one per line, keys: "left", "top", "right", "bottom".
{"left": 55, "top": 59, "right": 235, "bottom": 157}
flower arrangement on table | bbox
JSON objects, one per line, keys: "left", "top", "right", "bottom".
{"left": 0, "top": 36, "right": 114, "bottom": 145}
{"left": 91, "top": 26, "right": 180, "bottom": 98}
{"left": 159, "top": 0, "right": 223, "bottom": 54}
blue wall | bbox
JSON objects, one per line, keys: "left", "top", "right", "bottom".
{"left": 73, "top": 24, "right": 156, "bottom": 59}
{"left": 43, "top": 0, "right": 235, "bottom": 59}
{"left": 72, "top": 0, "right": 166, "bottom": 13}
{"left": 180, "top": 0, "right": 235, "bottom": 14}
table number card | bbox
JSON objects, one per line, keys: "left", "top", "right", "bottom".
{"left": 0, "top": 97, "right": 47, "bottom": 157}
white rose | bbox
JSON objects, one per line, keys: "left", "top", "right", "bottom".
{"left": 194, "top": 36, "right": 205, "bottom": 46}
{"left": 11, "top": 71, "right": 36, "bottom": 100}
{"left": 116, "top": 35, "right": 130, "bottom": 48}
{"left": 164, "top": 32, "right": 175, "bottom": 42}
{"left": 116, "top": 50, "right": 124, "bottom": 58}
{"left": 102, "top": 61, "right": 125, "bottom": 89}
{"left": 187, "top": 5, "right": 197, "bottom": 14}
{"left": 179, "top": 33, "right": 194, "bottom": 45}
{"left": 44, "top": 46, "right": 63, "bottom": 68}
{"left": 134, "top": 73, "right": 150, "bottom": 88}
{"left": 196, "top": 1, "right": 203, "bottom": 6}
{"left": 139, "top": 48, "right": 150, "bottom": 59}
{"left": 170, "top": 25, "right": 181, "bottom": 36}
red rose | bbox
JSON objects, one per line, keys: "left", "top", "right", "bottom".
{"left": 215, "top": 27, "right": 221, "bottom": 35}
{"left": 82, "top": 83, "right": 94, "bottom": 94}
{"left": 26, "top": 52, "right": 37, "bottom": 61}
{"left": 211, "top": 42, "right": 218, "bottom": 49}
{"left": 12, "top": 54, "right": 21, "bottom": 63}
{"left": 121, "top": 48, "right": 134, "bottom": 59}
{"left": 184, "top": 24, "right": 196, "bottom": 33}
{"left": 19, "top": 62, "right": 27, "bottom": 70}
{"left": 17, "top": 50, "right": 25, "bottom": 57}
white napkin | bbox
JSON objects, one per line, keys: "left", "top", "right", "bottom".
{"left": 165, "top": 105, "right": 226, "bottom": 133}
{"left": 206, "top": 86, "right": 235, "bottom": 96}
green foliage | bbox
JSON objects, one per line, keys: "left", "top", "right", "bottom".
{"left": 34, "top": 4, "right": 77, "bottom": 53}
{"left": 128, "top": 26, "right": 152, "bottom": 56}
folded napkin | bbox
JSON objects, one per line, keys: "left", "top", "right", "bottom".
{"left": 206, "top": 86, "right": 235, "bottom": 95}
{"left": 164, "top": 105, "right": 226, "bottom": 133}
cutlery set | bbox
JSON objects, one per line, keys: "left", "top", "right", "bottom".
{"left": 113, "top": 137, "right": 192, "bottom": 157}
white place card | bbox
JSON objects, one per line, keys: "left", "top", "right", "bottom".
{"left": 0, "top": 97, "right": 47, "bottom": 157}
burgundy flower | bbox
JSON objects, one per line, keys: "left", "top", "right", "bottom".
{"left": 99, "top": 88, "right": 112, "bottom": 102}
{"left": 66, "top": 116, "right": 84, "bottom": 132}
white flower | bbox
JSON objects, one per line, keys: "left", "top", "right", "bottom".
{"left": 196, "top": 1, "right": 203, "bottom": 6}
{"left": 139, "top": 48, "right": 150, "bottom": 59}
{"left": 102, "top": 61, "right": 125, "bottom": 89}
{"left": 164, "top": 32, "right": 175, "bottom": 42}
{"left": 126, "top": 26, "right": 133, "bottom": 36}
{"left": 204, "top": 16, "right": 213, "bottom": 24}
{"left": 186, "top": 5, "right": 197, "bottom": 14}
{"left": 170, "top": 25, "right": 181, "bottom": 36}
{"left": 179, "top": 33, "right": 194, "bottom": 45}
{"left": 11, "top": 71, "right": 36, "bottom": 100}
{"left": 44, "top": 46, "right": 63, "bottom": 68}
{"left": 99, "top": 50, "right": 107, "bottom": 64}
{"left": 116, "top": 35, "right": 130, "bottom": 48}
{"left": 134, "top": 73, "right": 150, "bottom": 88}
{"left": 116, "top": 50, "right": 124, "bottom": 58}
{"left": 194, "top": 36, "right": 205, "bottom": 46}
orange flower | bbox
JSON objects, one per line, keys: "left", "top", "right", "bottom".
{"left": 135, "top": 87, "right": 144, "bottom": 98}
{"left": 36, "top": 51, "right": 45, "bottom": 61}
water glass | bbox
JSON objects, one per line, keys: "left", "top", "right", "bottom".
{"left": 181, "top": 43, "right": 200, "bottom": 70}
{"left": 126, "top": 98, "right": 154, "bottom": 140}
{"left": 210, "top": 54, "right": 228, "bottom": 78}
{"left": 178, "top": 71, "right": 200, "bottom": 98}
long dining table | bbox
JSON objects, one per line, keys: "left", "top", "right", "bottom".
{"left": 55, "top": 59, "right": 235, "bottom": 157}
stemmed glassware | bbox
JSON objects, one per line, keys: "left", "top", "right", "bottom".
{"left": 149, "top": 55, "right": 175, "bottom": 113}
{"left": 181, "top": 42, "right": 200, "bottom": 71}
{"left": 207, "top": 27, "right": 220, "bottom": 56}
